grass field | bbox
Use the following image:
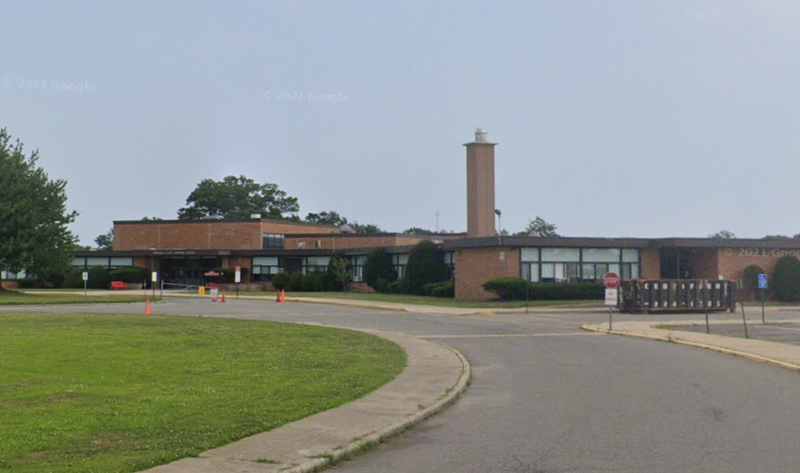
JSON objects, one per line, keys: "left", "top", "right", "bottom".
{"left": 0, "top": 290, "right": 158, "bottom": 305}
{"left": 0, "top": 313, "right": 406, "bottom": 473}
{"left": 252, "top": 291, "right": 601, "bottom": 308}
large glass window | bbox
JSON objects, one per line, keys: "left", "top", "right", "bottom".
{"left": 252, "top": 256, "right": 280, "bottom": 281}
{"left": 541, "top": 248, "right": 580, "bottom": 262}
{"left": 262, "top": 233, "right": 285, "bottom": 249}
{"left": 520, "top": 248, "right": 539, "bottom": 262}
{"left": 522, "top": 247, "right": 641, "bottom": 283}
{"left": 583, "top": 248, "right": 621, "bottom": 263}
{"left": 305, "top": 256, "right": 330, "bottom": 274}
{"left": 351, "top": 255, "right": 367, "bottom": 282}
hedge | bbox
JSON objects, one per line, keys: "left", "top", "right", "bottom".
{"left": 287, "top": 272, "right": 304, "bottom": 291}
{"left": 301, "top": 273, "right": 325, "bottom": 292}
{"left": 773, "top": 256, "right": 800, "bottom": 301}
{"left": 482, "top": 277, "right": 604, "bottom": 301}
{"left": 424, "top": 281, "right": 454, "bottom": 298}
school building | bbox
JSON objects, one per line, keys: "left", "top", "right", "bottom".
{"left": 63, "top": 129, "right": 800, "bottom": 301}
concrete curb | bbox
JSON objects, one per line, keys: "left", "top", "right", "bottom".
{"left": 141, "top": 328, "right": 471, "bottom": 473}
{"left": 283, "top": 341, "right": 471, "bottom": 473}
{"left": 581, "top": 322, "right": 800, "bottom": 374}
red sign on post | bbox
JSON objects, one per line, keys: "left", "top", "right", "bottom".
{"left": 603, "top": 272, "right": 620, "bottom": 289}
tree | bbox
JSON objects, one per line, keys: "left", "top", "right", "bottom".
{"left": 0, "top": 129, "right": 77, "bottom": 287}
{"left": 94, "top": 228, "right": 114, "bottom": 250}
{"left": 709, "top": 230, "right": 736, "bottom": 240}
{"left": 763, "top": 235, "right": 791, "bottom": 241}
{"left": 772, "top": 256, "right": 800, "bottom": 301}
{"left": 325, "top": 251, "right": 352, "bottom": 291}
{"left": 363, "top": 247, "right": 395, "bottom": 290}
{"left": 406, "top": 240, "right": 447, "bottom": 295}
{"left": 351, "top": 222, "right": 383, "bottom": 234}
{"left": 177, "top": 175, "right": 299, "bottom": 220}
{"left": 518, "top": 216, "right": 559, "bottom": 237}
{"left": 404, "top": 227, "right": 436, "bottom": 235}
{"left": 305, "top": 211, "right": 348, "bottom": 227}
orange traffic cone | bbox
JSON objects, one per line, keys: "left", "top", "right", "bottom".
{"left": 145, "top": 299, "right": 151, "bottom": 316}
{"left": 276, "top": 290, "right": 281, "bottom": 303}
{"left": 280, "top": 289, "right": 285, "bottom": 303}
{"left": 221, "top": 289, "right": 226, "bottom": 303}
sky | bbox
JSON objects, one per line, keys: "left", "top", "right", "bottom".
{"left": 3, "top": 0, "right": 800, "bottom": 245}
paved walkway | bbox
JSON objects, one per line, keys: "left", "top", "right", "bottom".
{"left": 583, "top": 318, "right": 800, "bottom": 373}
{"left": 141, "top": 329, "right": 470, "bottom": 473}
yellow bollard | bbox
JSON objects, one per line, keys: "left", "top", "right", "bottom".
{"left": 199, "top": 286, "right": 206, "bottom": 296}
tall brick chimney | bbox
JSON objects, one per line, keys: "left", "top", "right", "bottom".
{"left": 464, "top": 128, "right": 497, "bottom": 238}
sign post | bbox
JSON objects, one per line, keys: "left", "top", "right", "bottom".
{"left": 604, "top": 273, "right": 620, "bottom": 331}
{"left": 151, "top": 271, "right": 158, "bottom": 300}
{"left": 235, "top": 266, "right": 242, "bottom": 298}
{"left": 82, "top": 271, "right": 88, "bottom": 298}
{"left": 758, "top": 274, "right": 768, "bottom": 324}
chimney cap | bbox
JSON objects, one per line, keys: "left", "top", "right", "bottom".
{"left": 475, "top": 128, "right": 488, "bottom": 143}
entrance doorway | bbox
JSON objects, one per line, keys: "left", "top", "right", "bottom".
{"left": 160, "top": 256, "right": 220, "bottom": 286}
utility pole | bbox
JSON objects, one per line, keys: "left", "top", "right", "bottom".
{"left": 435, "top": 211, "right": 440, "bottom": 233}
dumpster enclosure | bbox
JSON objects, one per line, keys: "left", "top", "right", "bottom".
{"left": 619, "top": 279, "right": 737, "bottom": 313}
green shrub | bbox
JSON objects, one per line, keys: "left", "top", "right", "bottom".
{"left": 773, "top": 256, "right": 800, "bottom": 301}
{"left": 87, "top": 266, "right": 110, "bottom": 290}
{"left": 364, "top": 247, "right": 395, "bottom": 290}
{"left": 16, "top": 278, "right": 41, "bottom": 289}
{"left": 271, "top": 272, "right": 290, "bottom": 290}
{"left": 483, "top": 278, "right": 604, "bottom": 301}
{"left": 301, "top": 273, "right": 325, "bottom": 292}
{"left": 385, "top": 279, "right": 410, "bottom": 294}
{"left": 287, "top": 272, "right": 304, "bottom": 291}
{"left": 375, "top": 278, "right": 390, "bottom": 293}
{"left": 428, "top": 281, "right": 455, "bottom": 298}
{"left": 109, "top": 267, "right": 146, "bottom": 284}
{"left": 406, "top": 240, "right": 447, "bottom": 295}
{"left": 483, "top": 277, "right": 528, "bottom": 300}
{"left": 527, "top": 283, "right": 604, "bottom": 300}
{"left": 64, "top": 268, "right": 85, "bottom": 288}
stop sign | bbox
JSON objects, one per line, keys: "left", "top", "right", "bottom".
{"left": 603, "top": 272, "right": 620, "bottom": 289}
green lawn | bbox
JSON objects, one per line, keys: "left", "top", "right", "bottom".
{"left": 0, "top": 290, "right": 159, "bottom": 305}
{"left": 251, "top": 291, "right": 601, "bottom": 308}
{"left": 0, "top": 313, "right": 406, "bottom": 473}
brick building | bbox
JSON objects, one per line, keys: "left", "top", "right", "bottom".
{"left": 58, "top": 129, "right": 800, "bottom": 300}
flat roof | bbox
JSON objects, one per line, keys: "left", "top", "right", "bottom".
{"left": 113, "top": 217, "right": 339, "bottom": 229}
{"left": 444, "top": 236, "right": 800, "bottom": 250}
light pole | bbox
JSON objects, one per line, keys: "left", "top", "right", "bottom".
{"left": 494, "top": 209, "right": 502, "bottom": 246}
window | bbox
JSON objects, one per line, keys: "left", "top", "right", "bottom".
{"left": 262, "top": 233, "right": 285, "bottom": 249}
{"left": 304, "top": 256, "right": 330, "bottom": 274}
{"left": 521, "top": 247, "right": 641, "bottom": 283}
{"left": 251, "top": 256, "right": 280, "bottom": 281}
{"left": 351, "top": 255, "right": 367, "bottom": 282}
{"left": 521, "top": 263, "right": 540, "bottom": 282}
{"left": 541, "top": 248, "right": 580, "bottom": 262}
{"left": 392, "top": 254, "right": 409, "bottom": 280}
{"left": 315, "top": 239, "right": 322, "bottom": 248}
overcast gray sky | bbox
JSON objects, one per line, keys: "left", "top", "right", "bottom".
{"left": 2, "top": 0, "right": 800, "bottom": 245}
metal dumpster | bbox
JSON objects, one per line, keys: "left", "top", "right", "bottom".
{"left": 619, "top": 279, "right": 736, "bottom": 313}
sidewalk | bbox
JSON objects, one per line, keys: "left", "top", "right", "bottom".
{"left": 582, "top": 319, "right": 800, "bottom": 374}
{"left": 141, "top": 329, "right": 470, "bottom": 473}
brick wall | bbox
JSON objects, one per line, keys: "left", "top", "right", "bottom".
{"left": 115, "top": 220, "right": 338, "bottom": 251}
{"left": 455, "top": 247, "right": 520, "bottom": 301}
{"left": 284, "top": 234, "right": 430, "bottom": 251}
{"left": 640, "top": 247, "right": 661, "bottom": 279}
{"left": 687, "top": 248, "right": 719, "bottom": 279}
